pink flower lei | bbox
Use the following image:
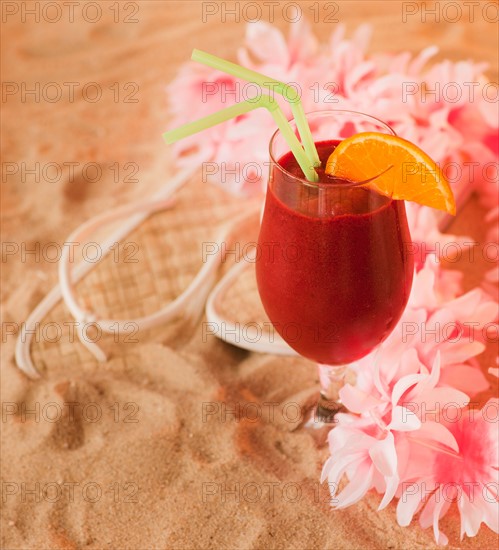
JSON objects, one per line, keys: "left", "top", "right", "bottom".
{"left": 167, "top": 20, "right": 499, "bottom": 545}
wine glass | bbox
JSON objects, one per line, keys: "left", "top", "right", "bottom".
{"left": 255, "top": 110, "right": 414, "bottom": 424}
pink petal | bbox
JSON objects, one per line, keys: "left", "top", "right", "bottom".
{"left": 321, "top": 456, "right": 335, "bottom": 484}
{"left": 245, "top": 22, "right": 289, "bottom": 65}
{"left": 369, "top": 432, "right": 397, "bottom": 477}
{"left": 439, "top": 364, "right": 490, "bottom": 396}
{"left": 389, "top": 406, "right": 422, "bottom": 432}
{"left": 474, "top": 302, "right": 499, "bottom": 325}
{"left": 339, "top": 383, "right": 381, "bottom": 413}
{"left": 397, "top": 483, "right": 426, "bottom": 526}
{"left": 411, "top": 387, "right": 470, "bottom": 419}
{"left": 352, "top": 23, "right": 373, "bottom": 52}
{"left": 419, "top": 488, "right": 442, "bottom": 529}
{"left": 392, "top": 372, "right": 426, "bottom": 407}
{"left": 329, "top": 23, "right": 346, "bottom": 50}
{"left": 395, "top": 347, "right": 426, "bottom": 380}
{"left": 408, "top": 45, "right": 438, "bottom": 76}
{"left": 288, "top": 18, "right": 318, "bottom": 61}
{"left": 409, "top": 264, "right": 437, "bottom": 308}
{"left": 432, "top": 488, "right": 450, "bottom": 546}
{"left": 437, "top": 340, "right": 486, "bottom": 365}
{"left": 458, "top": 491, "right": 484, "bottom": 539}
{"left": 372, "top": 359, "right": 390, "bottom": 401}
{"left": 479, "top": 98, "right": 499, "bottom": 129}
{"left": 412, "top": 351, "right": 441, "bottom": 396}
{"left": 322, "top": 450, "right": 364, "bottom": 486}
{"left": 334, "top": 465, "right": 375, "bottom": 509}
{"left": 412, "top": 421, "right": 459, "bottom": 453}
{"left": 446, "top": 288, "right": 483, "bottom": 316}
{"left": 378, "top": 473, "right": 400, "bottom": 511}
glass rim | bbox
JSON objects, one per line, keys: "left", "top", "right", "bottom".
{"left": 268, "top": 109, "right": 396, "bottom": 190}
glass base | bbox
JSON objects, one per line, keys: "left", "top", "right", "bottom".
{"left": 292, "top": 364, "right": 352, "bottom": 445}
{"left": 315, "top": 397, "right": 346, "bottom": 424}
{"left": 317, "top": 363, "right": 347, "bottom": 419}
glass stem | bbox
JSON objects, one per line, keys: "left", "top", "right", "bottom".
{"left": 315, "top": 364, "right": 348, "bottom": 423}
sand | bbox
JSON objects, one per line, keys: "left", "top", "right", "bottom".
{"left": 2, "top": 167, "right": 498, "bottom": 550}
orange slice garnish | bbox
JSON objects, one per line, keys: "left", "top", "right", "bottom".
{"left": 325, "top": 132, "right": 456, "bottom": 215}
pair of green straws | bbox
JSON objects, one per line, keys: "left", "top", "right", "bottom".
{"left": 163, "top": 50, "right": 320, "bottom": 183}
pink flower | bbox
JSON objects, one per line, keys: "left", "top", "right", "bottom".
{"left": 322, "top": 352, "right": 468, "bottom": 512}
{"left": 324, "top": 353, "right": 498, "bottom": 544}
{"left": 405, "top": 202, "right": 471, "bottom": 272}
{"left": 397, "top": 399, "right": 499, "bottom": 545}
{"left": 321, "top": 416, "right": 400, "bottom": 510}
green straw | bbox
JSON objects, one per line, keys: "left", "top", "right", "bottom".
{"left": 192, "top": 49, "right": 321, "bottom": 168}
{"left": 163, "top": 95, "right": 318, "bottom": 182}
